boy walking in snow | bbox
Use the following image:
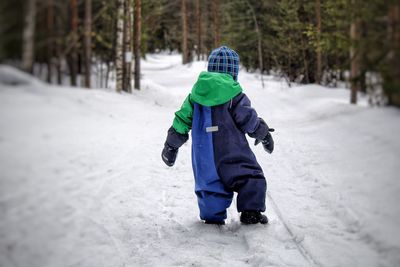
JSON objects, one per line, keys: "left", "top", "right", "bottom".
{"left": 162, "top": 46, "right": 274, "bottom": 225}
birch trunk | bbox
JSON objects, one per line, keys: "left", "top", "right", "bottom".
{"left": 116, "top": 0, "right": 124, "bottom": 92}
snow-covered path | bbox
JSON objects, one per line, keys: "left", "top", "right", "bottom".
{"left": 1, "top": 54, "right": 399, "bottom": 266}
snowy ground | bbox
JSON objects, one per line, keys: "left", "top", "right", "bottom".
{"left": 1, "top": 54, "right": 400, "bottom": 267}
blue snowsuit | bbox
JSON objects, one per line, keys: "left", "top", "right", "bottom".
{"left": 165, "top": 47, "right": 269, "bottom": 222}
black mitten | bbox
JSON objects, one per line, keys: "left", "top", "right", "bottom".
{"left": 248, "top": 118, "right": 275, "bottom": 154}
{"left": 255, "top": 129, "right": 274, "bottom": 154}
{"left": 161, "top": 127, "right": 189, "bottom": 167}
{"left": 162, "top": 142, "right": 178, "bottom": 167}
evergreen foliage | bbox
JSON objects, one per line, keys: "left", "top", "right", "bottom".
{"left": 0, "top": 0, "right": 398, "bottom": 106}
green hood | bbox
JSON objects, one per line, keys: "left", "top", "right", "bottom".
{"left": 190, "top": 71, "right": 242, "bottom": 106}
{"left": 171, "top": 71, "right": 243, "bottom": 134}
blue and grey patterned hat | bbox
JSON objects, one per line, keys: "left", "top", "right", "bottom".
{"left": 207, "top": 46, "right": 239, "bottom": 81}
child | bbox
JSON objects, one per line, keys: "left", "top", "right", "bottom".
{"left": 162, "top": 46, "right": 274, "bottom": 225}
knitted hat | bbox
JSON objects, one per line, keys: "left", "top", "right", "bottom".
{"left": 207, "top": 46, "right": 239, "bottom": 81}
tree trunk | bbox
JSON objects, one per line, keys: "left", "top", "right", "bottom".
{"left": 47, "top": 0, "right": 54, "bottom": 83}
{"left": 105, "top": 61, "right": 110, "bottom": 89}
{"left": 181, "top": 0, "right": 189, "bottom": 64}
{"left": 22, "top": 0, "right": 36, "bottom": 73}
{"left": 212, "top": 0, "right": 220, "bottom": 48}
{"left": 350, "top": 18, "right": 361, "bottom": 104}
{"left": 387, "top": 2, "right": 400, "bottom": 106}
{"left": 70, "top": 0, "right": 78, "bottom": 86}
{"left": 55, "top": 5, "right": 63, "bottom": 85}
{"left": 315, "top": 0, "right": 322, "bottom": 84}
{"left": 116, "top": 0, "right": 124, "bottom": 92}
{"left": 84, "top": 0, "right": 92, "bottom": 88}
{"left": 134, "top": 0, "right": 141, "bottom": 90}
{"left": 301, "top": 36, "right": 310, "bottom": 84}
{"left": 196, "top": 0, "right": 202, "bottom": 61}
{"left": 122, "top": 0, "right": 131, "bottom": 92}
{"left": 245, "top": 0, "right": 264, "bottom": 87}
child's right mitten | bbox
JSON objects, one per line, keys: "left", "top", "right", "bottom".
{"left": 161, "top": 127, "right": 189, "bottom": 167}
{"left": 162, "top": 143, "right": 179, "bottom": 167}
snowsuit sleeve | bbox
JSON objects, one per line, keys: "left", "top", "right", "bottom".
{"left": 173, "top": 94, "right": 193, "bottom": 134}
{"left": 229, "top": 93, "right": 269, "bottom": 140}
{"left": 166, "top": 94, "right": 193, "bottom": 149}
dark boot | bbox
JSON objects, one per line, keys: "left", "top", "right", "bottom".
{"left": 240, "top": 211, "right": 268, "bottom": 224}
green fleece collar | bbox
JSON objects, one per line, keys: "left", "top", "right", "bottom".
{"left": 190, "top": 71, "right": 242, "bottom": 107}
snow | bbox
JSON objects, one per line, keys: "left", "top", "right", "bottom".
{"left": 1, "top": 54, "right": 400, "bottom": 267}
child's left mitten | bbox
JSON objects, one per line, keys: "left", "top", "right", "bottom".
{"left": 249, "top": 118, "right": 275, "bottom": 154}
{"left": 255, "top": 131, "right": 274, "bottom": 154}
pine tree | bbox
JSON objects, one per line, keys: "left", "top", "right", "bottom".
{"left": 84, "top": 0, "right": 92, "bottom": 88}
{"left": 196, "top": 0, "right": 202, "bottom": 60}
{"left": 181, "top": 0, "right": 189, "bottom": 64}
{"left": 69, "top": 0, "right": 78, "bottom": 86}
{"left": 245, "top": 0, "right": 264, "bottom": 87}
{"left": 46, "top": 0, "right": 54, "bottom": 83}
{"left": 385, "top": 1, "right": 400, "bottom": 106}
{"left": 134, "top": 0, "right": 141, "bottom": 90}
{"left": 22, "top": 0, "right": 36, "bottom": 73}
{"left": 315, "top": 0, "right": 322, "bottom": 84}
{"left": 212, "top": 0, "right": 220, "bottom": 48}
{"left": 350, "top": 0, "right": 361, "bottom": 104}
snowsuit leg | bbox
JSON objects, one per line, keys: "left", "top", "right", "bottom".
{"left": 192, "top": 104, "right": 233, "bottom": 222}
{"left": 211, "top": 93, "right": 268, "bottom": 212}
{"left": 230, "top": 176, "right": 266, "bottom": 212}
{"left": 196, "top": 190, "right": 233, "bottom": 221}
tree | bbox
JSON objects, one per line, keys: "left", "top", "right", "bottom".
{"left": 47, "top": 0, "right": 54, "bottom": 83}
{"left": 212, "top": 0, "right": 220, "bottom": 48}
{"left": 350, "top": 0, "right": 361, "bottom": 104}
{"left": 384, "top": 1, "right": 400, "bottom": 106}
{"left": 22, "top": 0, "right": 36, "bottom": 73}
{"left": 181, "top": 0, "right": 189, "bottom": 64}
{"left": 54, "top": 3, "right": 64, "bottom": 85}
{"left": 195, "top": 0, "right": 202, "bottom": 60}
{"left": 134, "top": 0, "right": 141, "bottom": 90}
{"left": 116, "top": 0, "right": 124, "bottom": 92}
{"left": 69, "top": 0, "right": 78, "bottom": 86}
{"left": 245, "top": 0, "right": 264, "bottom": 87}
{"left": 84, "top": 0, "right": 92, "bottom": 88}
{"left": 315, "top": 0, "right": 322, "bottom": 84}
{"left": 123, "top": 0, "right": 132, "bottom": 92}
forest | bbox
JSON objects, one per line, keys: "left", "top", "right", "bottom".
{"left": 1, "top": 1, "right": 400, "bottom": 266}
{"left": 0, "top": 0, "right": 399, "bottom": 106}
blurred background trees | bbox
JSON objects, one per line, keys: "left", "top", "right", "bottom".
{"left": 0, "top": 0, "right": 398, "bottom": 106}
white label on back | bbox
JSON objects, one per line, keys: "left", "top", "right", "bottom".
{"left": 206, "top": 126, "right": 219, "bottom": 132}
